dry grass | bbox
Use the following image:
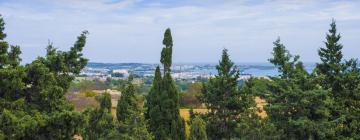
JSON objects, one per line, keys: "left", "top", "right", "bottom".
{"left": 66, "top": 92, "right": 99, "bottom": 112}
{"left": 179, "top": 97, "right": 267, "bottom": 136}
{"left": 66, "top": 91, "right": 120, "bottom": 112}
{"left": 179, "top": 108, "right": 208, "bottom": 136}
{"left": 255, "top": 96, "right": 267, "bottom": 118}
{"left": 67, "top": 92, "right": 267, "bottom": 137}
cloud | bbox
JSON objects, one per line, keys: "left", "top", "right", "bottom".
{"left": 0, "top": 0, "right": 359, "bottom": 63}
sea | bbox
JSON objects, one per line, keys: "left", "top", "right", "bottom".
{"left": 86, "top": 62, "right": 319, "bottom": 77}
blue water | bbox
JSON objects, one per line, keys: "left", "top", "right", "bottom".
{"left": 194, "top": 64, "right": 316, "bottom": 77}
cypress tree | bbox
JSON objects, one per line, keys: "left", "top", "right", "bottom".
{"left": 146, "top": 28, "right": 185, "bottom": 140}
{"left": 146, "top": 66, "right": 166, "bottom": 139}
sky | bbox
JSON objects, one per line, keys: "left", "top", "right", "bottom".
{"left": 0, "top": 0, "right": 359, "bottom": 64}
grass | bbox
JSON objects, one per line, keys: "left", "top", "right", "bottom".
{"left": 179, "top": 108, "right": 208, "bottom": 136}
{"left": 68, "top": 92, "right": 267, "bottom": 136}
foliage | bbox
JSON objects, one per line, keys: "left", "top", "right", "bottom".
{"left": 0, "top": 15, "right": 88, "bottom": 139}
{"left": 269, "top": 37, "right": 307, "bottom": 80}
{"left": 200, "top": 49, "right": 258, "bottom": 140}
{"left": 146, "top": 28, "right": 186, "bottom": 140}
{"left": 82, "top": 93, "right": 115, "bottom": 140}
{"left": 105, "top": 78, "right": 128, "bottom": 87}
{"left": 316, "top": 19, "right": 360, "bottom": 139}
{"left": 265, "top": 36, "right": 335, "bottom": 139}
{"left": 116, "top": 78, "right": 153, "bottom": 140}
{"left": 188, "top": 116, "right": 208, "bottom": 140}
{"left": 180, "top": 82, "right": 203, "bottom": 108}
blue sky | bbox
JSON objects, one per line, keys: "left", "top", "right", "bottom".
{"left": 0, "top": 0, "right": 359, "bottom": 63}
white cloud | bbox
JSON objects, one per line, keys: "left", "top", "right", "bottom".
{"left": 0, "top": 0, "right": 359, "bottom": 63}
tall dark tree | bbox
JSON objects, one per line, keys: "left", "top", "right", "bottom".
{"left": 200, "top": 49, "right": 257, "bottom": 140}
{"left": 161, "top": 28, "right": 173, "bottom": 73}
{"left": 146, "top": 28, "right": 185, "bottom": 140}
{"left": 145, "top": 66, "right": 163, "bottom": 137}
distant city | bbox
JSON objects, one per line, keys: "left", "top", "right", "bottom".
{"left": 80, "top": 62, "right": 319, "bottom": 81}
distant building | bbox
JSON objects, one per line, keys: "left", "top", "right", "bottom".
{"left": 112, "top": 69, "right": 129, "bottom": 78}
{"left": 80, "top": 67, "right": 110, "bottom": 77}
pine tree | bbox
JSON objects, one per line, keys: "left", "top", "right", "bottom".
{"left": 0, "top": 15, "right": 88, "bottom": 139}
{"left": 189, "top": 116, "right": 208, "bottom": 140}
{"left": 0, "top": 14, "right": 8, "bottom": 68}
{"left": 316, "top": 19, "right": 360, "bottom": 139}
{"left": 317, "top": 19, "right": 344, "bottom": 94}
{"left": 200, "top": 49, "right": 256, "bottom": 140}
{"left": 269, "top": 37, "right": 307, "bottom": 80}
{"left": 146, "top": 28, "right": 185, "bottom": 140}
{"left": 266, "top": 37, "right": 335, "bottom": 139}
{"left": 116, "top": 77, "right": 153, "bottom": 140}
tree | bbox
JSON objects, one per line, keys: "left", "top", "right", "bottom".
{"left": 180, "top": 82, "right": 203, "bottom": 108}
{"left": 145, "top": 66, "right": 165, "bottom": 139}
{"left": 98, "top": 92, "right": 112, "bottom": 112}
{"left": 266, "top": 37, "right": 335, "bottom": 139}
{"left": 317, "top": 19, "right": 344, "bottom": 93}
{"left": 82, "top": 93, "right": 115, "bottom": 140}
{"left": 265, "top": 79, "right": 334, "bottom": 139}
{"left": 269, "top": 37, "right": 307, "bottom": 80}
{"left": 0, "top": 14, "right": 89, "bottom": 139}
{"left": 200, "top": 49, "right": 257, "bottom": 140}
{"left": 229, "top": 78, "right": 283, "bottom": 140}
{"left": 146, "top": 28, "right": 185, "bottom": 140}
{"left": 189, "top": 116, "right": 208, "bottom": 140}
{"left": 316, "top": 19, "right": 360, "bottom": 139}
{"left": 116, "top": 77, "right": 153, "bottom": 140}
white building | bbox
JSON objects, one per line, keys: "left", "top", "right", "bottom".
{"left": 112, "top": 69, "right": 129, "bottom": 78}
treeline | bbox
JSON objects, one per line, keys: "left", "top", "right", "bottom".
{"left": 0, "top": 13, "right": 360, "bottom": 140}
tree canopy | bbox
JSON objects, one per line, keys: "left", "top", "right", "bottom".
{"left": 0, "top": 14, "right": 89, "bottom": 139}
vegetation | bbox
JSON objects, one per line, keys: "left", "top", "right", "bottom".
{"left": 82, "top": 93, "right": 115, "bottom": 140}
{"left": 0, "top": 14, "right": 88, "bottom": 139}
{"left": 180, "top": 82, "right": 203, "bottom": 108}
{"left": 145, "top": 28, "right": 186, "bottom": 140}
{"left": 188, "top": 116, "right": 208, "bottom": 140}
{"left": 116, "top": 76, "right": 153, "bottom": 140}
{"left": 200, "top": 49, "right": 265, "bottom": 140}
{"left": 316, "top": 19, "right": 360, "bottom": 139}
{"left": 266, "top": 37, "right": 334, "bottom": 139}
